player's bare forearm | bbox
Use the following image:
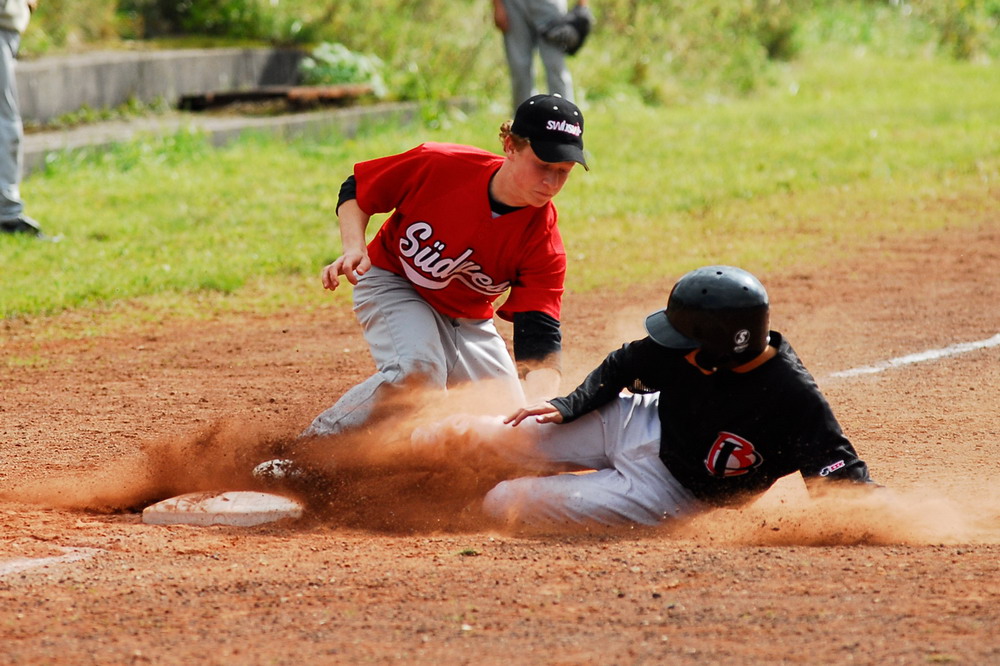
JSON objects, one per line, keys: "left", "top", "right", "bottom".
{"left": 337, "top": 199, "right": 370, "bottom": 254}
{"left": 322, "top": 200, "right": 372, "bottom": 290}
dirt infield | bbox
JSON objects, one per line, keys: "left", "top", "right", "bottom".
{"left": 1, "top": 219, "right": 998, "bottom": 664}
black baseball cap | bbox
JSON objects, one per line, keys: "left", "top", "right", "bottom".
{"left": 511, "top": 94, "right": 588, "bottom": 170}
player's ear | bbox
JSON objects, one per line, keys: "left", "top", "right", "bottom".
{"left": 502, "top": 134, "right": 516, "bottom": 157}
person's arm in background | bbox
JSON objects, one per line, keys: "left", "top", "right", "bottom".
{"left": 493, "top": 0, "right": 508, "bottom": 32}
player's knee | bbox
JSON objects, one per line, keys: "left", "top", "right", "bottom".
{"left": 482, "top": 479, "right": 527, "bottom": 523}
{"left": 483, "top": 478, "right": 580, "bottom": 527}
{"left": 381, "top": 357, "right": 447, "bottom": 389}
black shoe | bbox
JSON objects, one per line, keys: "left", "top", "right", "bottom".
{"left": 1, "top": 215, "right": 59, "bottom": 242}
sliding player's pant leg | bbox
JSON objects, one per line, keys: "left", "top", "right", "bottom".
{"left": 483, "top": 393, "right": 701, "bottom": 527}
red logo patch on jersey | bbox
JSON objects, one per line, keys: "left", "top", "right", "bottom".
{"left": 704, "top": 431, "right": 763, "bottom": 478}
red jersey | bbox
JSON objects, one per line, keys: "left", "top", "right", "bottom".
{"left": 355, "top": 142, "right": 566, "bottom": 321}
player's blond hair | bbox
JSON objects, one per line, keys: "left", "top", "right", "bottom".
{"left": 499, "top": 120, "right": 530, "bottom": 152}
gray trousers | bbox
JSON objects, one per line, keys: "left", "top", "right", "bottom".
{"left": 479, "top": 393, "right": 703, "bottom": 527}
{"left": 501, "top": 0, "right": 574, "bottom": 110}
{"left": 304, "top": 267, "right": 524, "bottom": 437}
{"left": 0, "top": 28, "right": 23, "bottom": 221}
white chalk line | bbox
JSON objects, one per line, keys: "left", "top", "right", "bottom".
{"left": 0, "top": 547, "right": 103, "bottom": 578}
{"left": 829, "top": 332, "right": 1000, "bottom": 379}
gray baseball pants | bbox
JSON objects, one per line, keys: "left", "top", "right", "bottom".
{"left": 0, "top": 28, "right": 23, "bottom": 221}
{"left": 480, "top": 392, "right": 703, "bottom": 527}
{"left": 304, "top": 267, "right": 524, "bottom": 437}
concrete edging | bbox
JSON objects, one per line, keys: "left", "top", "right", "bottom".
{"left": 17, "top": 48, "right": 305, "bottom": 123}
{"left": 22, "top": 101, "right": 421, "bottom": 175}
{"left": 17, "top": 47, "right": 429, "bottom": 176}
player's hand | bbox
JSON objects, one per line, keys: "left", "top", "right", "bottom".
{"left": 504, "top": 401, "right": 563, "bottom": 427}
{"left": 321, "top": 251, "right": 371, "bottom": 291}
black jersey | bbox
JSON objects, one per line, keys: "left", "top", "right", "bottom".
{"left": 550, "top": 332, "right": 873, "bottom": 506}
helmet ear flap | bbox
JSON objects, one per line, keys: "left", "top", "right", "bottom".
{"left": 686, "top": 305, "right": 769, "bottom": 370}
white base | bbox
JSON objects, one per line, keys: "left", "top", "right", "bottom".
{"left": 142, "top": 491, "right": 304, "bottom": 527}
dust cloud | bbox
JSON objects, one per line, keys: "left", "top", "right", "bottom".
{"left": 0, "top": 381, "right": 532, "bottom": 533}
{"left": 672, "top": 474, "right": 1000, "bottom": 546}
{"left": 1, "top": 418, "right": 293, "bottom": 513}
{"left": 3, "top": 382, "right": 997, "bottom": 543}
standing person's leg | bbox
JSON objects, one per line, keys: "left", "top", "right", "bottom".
{"left": 303, "top": 268, "right": 456, "bottom": 437}
{"left": 535, "top": 0, "right": 575, "bottom": 101}
{"left": 482, "top": 393, "right": 702, "bottom": 527}
{"left": 501, "top": 0, "right": 537, "bottom": 110}
{"left": 0, "top": 29, "right": 23, "bottom": 223}
{"left": 538, "top": 39, "right": 574, "bottom": 102}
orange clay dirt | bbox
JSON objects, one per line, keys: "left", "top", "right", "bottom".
{"left": 1, "top": 219, "right": 998, "bottom": 664}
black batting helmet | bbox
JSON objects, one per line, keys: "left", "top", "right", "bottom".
{"left": 644, "top": 265, "right": 770, "bottom": 370}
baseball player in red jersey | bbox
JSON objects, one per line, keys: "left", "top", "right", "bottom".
{"left": 412, "top": 266, "right": 879, "bottom": 528}
{"left": 302, "top": 94, "right": 587, "bottom": 439}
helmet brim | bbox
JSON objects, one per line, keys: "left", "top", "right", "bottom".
{"left": 644, "top": 309, "right": 699, "bottom": 349}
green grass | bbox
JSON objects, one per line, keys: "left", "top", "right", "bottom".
{"left": 3, "top": 49, "right": 999, "bottom": 331}
{"left": 549, "top": 54, "right": 1000, "bottom": 287}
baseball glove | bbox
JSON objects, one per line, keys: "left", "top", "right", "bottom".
{"left": 543, "top": 2, "right": 595, "bottom": 56}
